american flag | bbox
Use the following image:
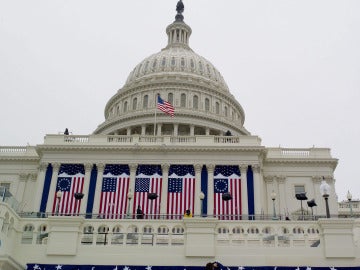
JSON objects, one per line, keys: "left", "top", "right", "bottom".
{"left": 214, "top": 165, "right": 241, "bottom": 220}
{"left": 52, "top": 164, "right": 85, "bottom": 215}
{"left": 99, "top": 165, "right": 130, "bottom": 219}
{"left": 157, "top": 95, "right": 174, "bottom": 117}
{"left": 133, "top": 165, "right": 162, "bottom": 218}
{"left": 167, "top": 165, "right": 195, "bottom": 219}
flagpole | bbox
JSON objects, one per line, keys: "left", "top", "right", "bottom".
{"left": 154, "top": 95, "right": 157, "bottom": 136}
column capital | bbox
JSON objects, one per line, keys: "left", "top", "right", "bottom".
{"left": 129, "top": 163, "right": 138, "bottom": 172}
{"left": 264, "top": 175, "right": 274, "bottom": 183}
{"left": 161, "top": 163, "right": 170, "bottom": 172}
{"left": 19, "top": 173, "right": 28, "bottom": 181}
{"left": 39, "top": 162, "right": 48, "bottom": 172}
{"left": 206, "top": 164, "right": 215, "bottom": 173}
{"left": 30, "top": 172, "right": 38, "bottom": 181}
{"left": 239, "top": 164, "right": 248, "bottom": 174}
{"left": 312, "top": 175, "right": 323, "bottom": 183}
{"left": 84, "top": 163, "right": 93, "bottom": 172}
{"left": 52, "top": 162, "right": 61, "bottom": 171}
{"left": 96, "top": 163, "right": 105, "bottom": 172}
{"left": 251, "top": 164, "right": 261, "bottom": 173}
{"left": 276, "top": 175, "right": 286, "bottom": 183}
{"left": 194, "top": 164, "right": 202, "bottom": 173}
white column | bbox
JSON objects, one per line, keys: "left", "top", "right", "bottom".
{"left": 207, "top": 164, "right": 215, "bottom": 217}
{"left": 277, "top": 176, "right": 287, "bottom": 217}
{"left": 174, "top": 124, "right": 179, "bottom": 136}
{"left": 252, "top": 165, "right": 263, "bottom": 216}
{"left": 157, "top": 123, "right": 162, "bottom": 136}
{"left": 22, "top": 173, "right": 37, "bottom": 212}
{"left": 126, "top": 128, "right": 131, "bottom": 135}
{"left": 80, "top": 163, "right": 92, "bottom": 215}
{"left": 160, "top": 164, "right": 170, "bottom": 216}
{"left": 190, "top": 125, "right": 195, "bottom": 136}
{"left": 240, "top": 165, "right": 248, "bottom": 217}
{"left": 205, "top": 128, "right": 210, "bottom": 135}
{"left": 264, "top": 176, "right": 274, "bottom": 216}
{"left": 194, "top": 164, "right": 202, "bottom": 216}
{"left": 16, "top": 173, "right": 28, "bottom": 204}
{"left": 128, "top": 163, "right": 138, "bottom": 215}
{"left": 93, "top": 163, "right": 105, "bottom": 216}
{"left": 33, "top": 163, "right": 48, "bottom": 212}
{"left": 46, "top": 163, "right": 61, "bottom": 213}
{"left": 312, "top": 176, "right": 322, "bottom": 216}
{"left": 141, "top": 125, "right": 146, "bottom": 135}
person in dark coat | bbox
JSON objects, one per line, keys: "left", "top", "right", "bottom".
{"left": 136, "top": 205, "right": 144, "bottom": 219}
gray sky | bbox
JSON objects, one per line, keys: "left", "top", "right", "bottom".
{"left": 1, "top": 0, "right": 359, "bottom": 201}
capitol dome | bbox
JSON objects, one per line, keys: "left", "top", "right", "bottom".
{"left": 94, "top": 1, "right": 250, "bottom": 137}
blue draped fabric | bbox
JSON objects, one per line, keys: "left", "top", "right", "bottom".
{"left": 27, "top": 264, "right": 359, "bottom": 270}
{"left": 85, "top": 164, "right": 97, "bottom": 218}
{"left": 247, "top": 165, "right": 255, "bottom": 218}
{"left": 201, "top": 165, "right": 208, "bottom": 216}
{"left": 39, "top": 164, "right": 52, "bottom": 214}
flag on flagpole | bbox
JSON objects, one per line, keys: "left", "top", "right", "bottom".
{"left": 157, "top": 95, "right": 175, "bottom": 117}
{"left": 214, "top": 165, "right": 241, "bottom": 220}
{"left": 52, "top": 164, "right": 85, "bottom": 216}
{"left": 167, "top": 165, "right": 195, "bottom": 219}
{"left": 99, "top": 165, "right": 130, "bottom": 219}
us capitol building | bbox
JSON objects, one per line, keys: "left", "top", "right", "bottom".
{"left": 0, "top": 1, "right": 359, "bottom": 270}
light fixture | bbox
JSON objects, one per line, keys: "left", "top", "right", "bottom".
{"left": 319, "top": 178, "right": 331, "bottom": 218}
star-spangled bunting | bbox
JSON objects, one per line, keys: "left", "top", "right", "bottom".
{"left": 214, "top": 165, "right": 241, "bottom": 220}
{"left": 133, "top": 165, "right": 162, "bottom": 218}
{"left": 52, "top": 164, "right": 85, "bottom": 216}
{"left": 167, "top": 165, "right": 195, "bottom": 219}
{"left": 99, "top": 164, "right": 130, "bottom": 219}
{"left": 26, "top": 264, "right": 358, "bottom": 270}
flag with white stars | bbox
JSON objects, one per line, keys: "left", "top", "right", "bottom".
{"left": 52, "top": 164, "right": 85, "bottom": 216}
{"left": 167, "top": 165, "right": 195, "bottom": 219}
{"left": 133, "top": 165, "right": 162, "bottom": 218}
{"left": 99, "top": 165, "right": 130, "bottom": 219}
{"left": 214, "top": 165, "right": 241, "bottom": 220}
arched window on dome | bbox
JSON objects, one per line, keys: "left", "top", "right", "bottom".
{"left": 190, "top": 59, "right": 195, "bottom": 69}
{"left": 152, "top": 59, "right": 157, "bottom": 70}
{"left": 123, "top": 101, "right": 128, "bottom": 113}
{"left": 143, "top": 95, "right": 149, "bottom": 109}
{"left": 162, "top": 57, "right": 166, "bottom": 67}
{"left": 205, "top": 98, "right": 210, "bottom": 112}
{"left": 181, "top": 58, "right": 185, "bottom": 67}
{"left": 171, "top": 57, "right": 176, "bottom": 66}
{"left": 215, "top": 102, "right": 220, "bottom": 114}
{"left": 181, "top": 93, "right": 186, "bottom": 108}
{"left": 168, "top": 93, "right": 173, "bottom": 104}
{"left": 224, "top": 106, "right": 228, "bottom": 117}
{"left": 133, "top": 98, "right": 138, "bottom": 111}
{"left": 198, "top": 61, "right": 203, "bottom": 74}
{"left": 193, "top": 95, "right": 198, "bottom": 109}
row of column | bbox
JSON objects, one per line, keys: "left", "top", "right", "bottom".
{"left": 120, "top": 124, "right": 211, "bottom": 136}
{"left": 34, "top": 162, "right": 262, "bottom": 217}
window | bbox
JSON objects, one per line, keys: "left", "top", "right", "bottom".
{"left": 294, "top": 185, "right": 305, "bottom": 195}
{"left": 143, "top": 95, "right": 148, "bottom": 109}
{"left": 193, "top": 95, "right": 198, "bottom": 109}
{"left": 215, "top": 102, "right": 220, "bottom": 114}
{"left": 181, "top": 93, "right": 186, "bottom": 107}
{"left": 162, "top": 57, "right": 166, "bottom": 67}
{"left": 132, "top": 98, "right": 137, "bottom": 110}
{"left": 123, "top": 101, "right": 128, "bottom": 112}
{"left": 168, "top": 93, "right": 173, "bottom": 104}
{"left": 205, "top": 98, "right": 210, "bottom": 111}
{"left": 224, "top": 106, "right": 228, "bottom": 117}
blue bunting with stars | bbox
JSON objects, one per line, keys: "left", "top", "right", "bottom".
{"left": 27, "top": 264, "right": 359, "bottom": 270}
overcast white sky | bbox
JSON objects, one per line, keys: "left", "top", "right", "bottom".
{"left": 1, "top": 0, "right": 359, "bottom": 201}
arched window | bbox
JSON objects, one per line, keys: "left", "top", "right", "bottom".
{"left": 123, "top": 101, "right": 128, "bottom": 112}
{"left": 224, "top": 106, "right": 228, "bottom": 117}
{"left": 133, "top": 98, "right": 137, "bottom": 110}
{"left": 205, "top": 98, "right": 210, "bottom": 111}
{"left": 181, "top": 93, "right": 186, "bottom": 107}
{"left": 215, "top": 102, "right": 220, "bottom": 114}
{"left": 193, "top": 95, "right": 198, "bottom": 109}
{"left": 143, "top": 95, "right": 148, "bottom": 109}
{"left": 168, "top": 93, "right": 174, "bottom": 104}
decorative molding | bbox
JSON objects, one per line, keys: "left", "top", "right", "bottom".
{"left": 96, "top": 163, "right": 105, "bottom": 173}
{"left": 38, "top": 162, "right": 48, "bottom": 172}
{"left": 161, "top": 163, "right": 170, "bottom": 172}
{"left": 206, "top": 164, "right": 215, "bottom": 173}
{"left": 19, "top": 173, "right": 28, "bottom": 181}
{"left": 194, "top": 164, "right": 202, "bottom": 173}
{"left": 84, "top": 163, "right": 93, "bottom": 172}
